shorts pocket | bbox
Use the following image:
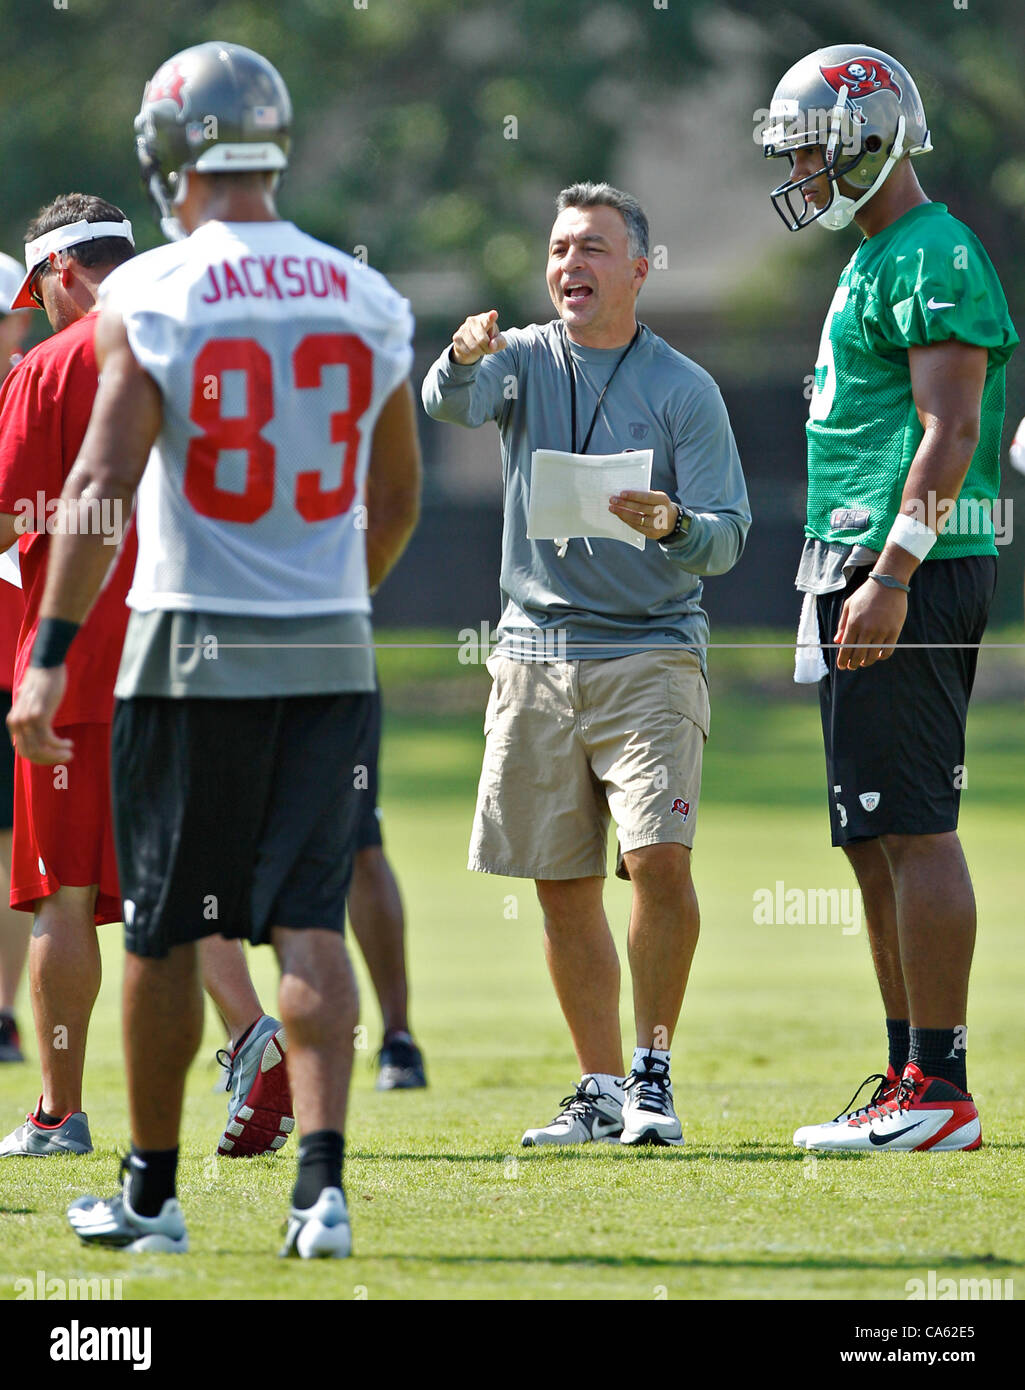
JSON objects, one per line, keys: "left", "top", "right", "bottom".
{"left": 665, "top": 653, "right": 710, "bottom": 738}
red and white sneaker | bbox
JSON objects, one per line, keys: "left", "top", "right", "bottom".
{"left": 216, "top": 1016, "right": 295, "bottom": 1158}
{"left": 793, "top": 1066, "right": 900, "bottom": 1148}
{"left": 804, "top": 1062, "right": 981, "bottom": 1153}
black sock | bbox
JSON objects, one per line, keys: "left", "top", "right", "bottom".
{"left": 292, "top": 1130, "right": 344, "bottom": 1210}
{"left": 908, "top": 1027, "right": 967, "bottom": 1091}
{"left": 127, "top": 1146, "right": 179, "bottom": 1217}
{"left": 885, "top": 1018, "right": 910, "bottom": 1076}
{"left": 36, "top": 1108, "right": 63, "bottom": 1126}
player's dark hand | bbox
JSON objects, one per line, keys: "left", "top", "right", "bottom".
{"left": 834, "top": 583, "right": 908, "bottom": 670}
{"left": 7, "top": 665, "right": 74, "bottom": 765}
{"left": 609, "top": 490, "right": 679, "bottom": 540}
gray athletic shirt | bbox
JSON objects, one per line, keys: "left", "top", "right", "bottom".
{"left": 114, "top": 609, "right": 375, "bottom": 699}
{"left": 422, "top": 321, "right": 750, "bottom": 668}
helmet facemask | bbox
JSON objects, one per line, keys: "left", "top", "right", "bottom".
{"left": 135, "top": 113, "right": 187, "bottom": 242}
{"left": 767, "top": 141, "right": 870, "bottom": 233}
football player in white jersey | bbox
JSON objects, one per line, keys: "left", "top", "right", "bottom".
{"left": 9, "top": 41, "right": 421, "bottom": 1258}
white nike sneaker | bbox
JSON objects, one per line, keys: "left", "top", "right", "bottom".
{"left": 280, "top": 1186, "right": 352, "bottom": 1259}
{"left": 521, "top": 1076, "right": 624, "bottom": 1146}
{"left": 804, "top": 1064, "right": 982, "bottom": 1153}
{"left": 67, "top": 1164, "right": 187, "bottom": 1253}
{"left": 793, "top": 1067, "right": 900, "bottom": 1148}
{"left": 620, "top": 1059, "right": 684, "bottom": 1147}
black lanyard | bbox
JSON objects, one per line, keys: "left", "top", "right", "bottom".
{"left": 560, "top": 323, "right": 641, "bottom": 454}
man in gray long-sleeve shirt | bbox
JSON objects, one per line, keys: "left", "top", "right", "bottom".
{"left": 422, "top": 181, "right": 750, "bottom": 1149}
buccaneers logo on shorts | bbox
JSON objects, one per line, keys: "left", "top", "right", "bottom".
{"left": 670, "top": 798, "right": 690, "bottom": 821}
{"left": 820, "top": 58, "right": 902, "bottom": 123}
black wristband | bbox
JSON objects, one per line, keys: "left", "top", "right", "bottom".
{"left": 30, "top": 617, "right": 80, "bottom": 669}
{"left": 868, "top": 571, "right": 911, "bottom": 594}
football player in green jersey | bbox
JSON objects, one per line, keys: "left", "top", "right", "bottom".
{"left": 762, "top": 45, "right": 1017, "bottom": 1152}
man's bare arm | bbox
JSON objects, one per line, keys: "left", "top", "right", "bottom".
{"left": 868, "top": 340, "right": 987, "bottom": 588}
{"left": 835, "top": 340, "right": 987, "bottom": 669}
{"left": 37, "top": 304, "right": 161, "bottom": 625}
{"left": 364, "top": 378, "right": 421, "bottom": 591}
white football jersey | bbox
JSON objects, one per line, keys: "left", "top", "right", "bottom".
{"left": 99, "top": 220, "right": 413, "bottom": 614}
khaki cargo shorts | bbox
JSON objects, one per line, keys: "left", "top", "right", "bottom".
{"left": 468, "top": 647, "right": 710, "bottom": 880}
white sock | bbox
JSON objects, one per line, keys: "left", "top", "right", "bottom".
{"left": 583, "top": 1072, "right": 625, "bottom": 1101}
{"left": 631, "top": 1046, "right": 671, "bottom": 1076}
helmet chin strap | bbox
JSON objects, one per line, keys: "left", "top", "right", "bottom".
{"left": 145, "top": 168, "right": 187, "bottom": 243}
{"left": 818, "top": 114, "right": 908, "bottom": 232}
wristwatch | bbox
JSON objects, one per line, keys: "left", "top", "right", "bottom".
{"left": 669, "top": 504, "right": 692, "bottom": 540}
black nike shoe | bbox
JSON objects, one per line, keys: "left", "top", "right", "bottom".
{"left": 0, "top": 1014, "right": 23, "bottom": 1063}
{"left": 375, "top": 1034, "right": 427, "bottom": 1091}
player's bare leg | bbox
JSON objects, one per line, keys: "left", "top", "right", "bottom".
{"left": 623, "top": 843, "right": 697, "bottom": 1049}
{"left": 200, "top": 934, "right": 263, "bottom": 1044}
{"left": 347, "top": 846, "right": 410, "bottom": 1037}
{"left": 273, "top": 926, "right": 356, "bottom": 1255}
{"left": 29, "top": 885, "right": 100, "bottom": 1116}
{"left": 881, "top": 831, "right": 975, "bottom": 1027}
{"left": 535, "top": 876, "right": 623, "bottom": 1077}
{"left": 272, "top": 926, "right": 357, "bottom": 1134}
{"left": 123, "top": 941, "right": 204, "bottom": 1148}
{"left": 842, "top": 839, "right": 908, "bottom": 1019}
{"left": 0, "top": 830, "right": 30, "bottom": 1017}
{"left": 792, "top": 843, "right": 911, "bottom": 1148}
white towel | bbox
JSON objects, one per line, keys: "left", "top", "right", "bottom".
{"left": 795, "top": 591, "right": 828, "bottom": 684}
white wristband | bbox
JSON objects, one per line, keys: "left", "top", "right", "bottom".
{"left": 887, "top": 512, "right": 936, "bottom": 561}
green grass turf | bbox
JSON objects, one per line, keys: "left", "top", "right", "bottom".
{"left": 0, "top": 648, "right": 1022, "bottom": 1300}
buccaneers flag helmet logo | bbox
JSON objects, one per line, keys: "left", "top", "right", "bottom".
{"left": 145, "top": 60, "right": 188, "bottom": 113}
{"left": 819, "top": 58, "right": 902, "bottom": 123}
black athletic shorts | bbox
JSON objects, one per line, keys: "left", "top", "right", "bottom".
{"left": 112, "top": 691, "right": 374, "bottom": 959}
{"left": 0, "top": 690, "right": 13, "bottom": 831}
{"left": 354, "top": 686, "right": 383, "bottom": 853}
{"left": 816, "top": 555, "right": 996, "bottom": 846}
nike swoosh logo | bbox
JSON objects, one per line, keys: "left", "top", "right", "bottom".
{"left": 868, "top": 1119, "right": 928, "bottom": 1146}
{"left": 926, "top": 297, "right": 956, "bottom": 310}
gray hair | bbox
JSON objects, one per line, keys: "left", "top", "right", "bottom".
{"left": 554, "top": 181, "right": 649, "bottom": 259}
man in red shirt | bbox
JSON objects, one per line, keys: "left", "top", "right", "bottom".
{"left": 0, "top": 253, "right": 32, "bottom": 1063}
{"left": 0, "top": 196, "right": 138, "bottom": 1152}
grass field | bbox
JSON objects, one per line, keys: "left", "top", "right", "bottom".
{"left": 1, "top": 635, "right": 1023, "bottom": 1302}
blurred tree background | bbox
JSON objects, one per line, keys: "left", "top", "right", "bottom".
{"left": 2, "top": 0, "right": 1022, "bottom": 626}
{"left": 0, "top": 0, "right": 713, "bottom": 317}
{"left": 2, "top": 0, "right": 1021, "bottom": 319}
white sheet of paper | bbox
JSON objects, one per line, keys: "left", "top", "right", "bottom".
{"left": 0, "top": 545, "right": 21, "bottom": 590}
{"left": 526, "top": 449, "right": 654, "bottom": 551}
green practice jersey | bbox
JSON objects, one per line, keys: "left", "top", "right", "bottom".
{"left": 805, "top": 202, "right": 1017, "bottom": 558}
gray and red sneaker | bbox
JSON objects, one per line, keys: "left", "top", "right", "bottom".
{"left": 0, "top": 1097, "right": 92, "bottom": 1156}
{"left": 216, "top": 1015, "right": 295, "bottom": 1157}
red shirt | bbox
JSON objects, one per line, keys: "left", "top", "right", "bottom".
{"left": 0, "top": 582, "right": 24, "bottom": 692}
{"left": 0, "top": 314, "right": 137, "bottom": 725}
